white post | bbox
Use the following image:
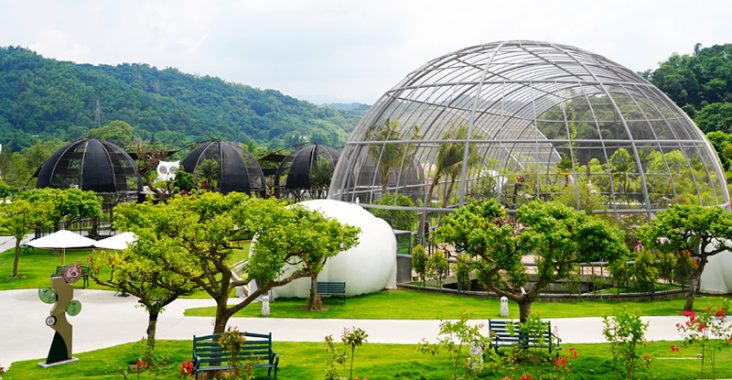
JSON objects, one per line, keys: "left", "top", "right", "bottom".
{"left": 500, "top": 296, "right": 509, "bottom": 317}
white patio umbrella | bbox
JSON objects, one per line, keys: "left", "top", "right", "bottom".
{"left": 27, "top": 229, "right": 97, "bottom": 266}
{"left": 94, "top": 232, "right": 137, "bottom": 251}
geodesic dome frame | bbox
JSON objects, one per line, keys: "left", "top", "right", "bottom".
{"left": 36, "top": 138, "right": 142, "bottom": 195}
{"left": 180, "top": 141, "right": 265, "bottom": 195}
{"left": 329, "top": 40, "right": 730, "bottom": 218}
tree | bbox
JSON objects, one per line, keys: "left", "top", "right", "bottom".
{"left": 412, "top": 244, "right": 429, "bottom": 286}
{"left": 17, "top": 188, "right": 103, "bottom": 233}
{"left": 113, "top": 192, "right": 359, "bottom": 333}
{"left": 434, "top": 200, "right": 627, "bottom": 321}
{"left": 427, "top": 251, "right": 449, "bottom": 288}
{"left": 89, "top": 242, "right": 196, "bottom": 357}
{"left": 640, "top": 204, "right": 732, "bottom": 311}
{"left": 419, "top": 125, "right": 480, "bottom": 241}
{"left": 365, "top": 118, "right": 417, "bottom": 196}
{"left": 368, "top": 194, "right": 419, "bottom": 231}
{"left": 0, "top": 198, "right": 52, "bottom": 277}
{"left": 88, "top": 120, "right": 136, "bottom": 147}
{"left": 298, "top": 208, "right": 360, "bottom": 311}
{"left": 194, "top": 159, "right": 220, "bottom": 191}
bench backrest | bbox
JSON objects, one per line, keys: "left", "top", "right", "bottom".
{"left": 489, "top": 320, "right": 553, "bottom": 345}
{"left": 317, "top": 282, "right": 346, "bottom": 293}
{"left": 193, "top": 332, "right": 272, "bottom": 365}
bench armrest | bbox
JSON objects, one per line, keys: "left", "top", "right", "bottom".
{"left": 270, "top": 352, "right": 279, "bottom": 367}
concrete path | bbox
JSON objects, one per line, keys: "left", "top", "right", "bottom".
{"left": 0, "top": 289, "right": 691, "bottom": 368}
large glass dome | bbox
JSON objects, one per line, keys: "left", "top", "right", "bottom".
{"left": 329, "top": 40, "right": 729, "bottom": 218}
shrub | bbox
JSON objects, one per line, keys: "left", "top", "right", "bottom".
{"left": 602, "top": 310, "right": 650, "bottom": 380}
{"left": 412, "top": 244, "right": 429, "bottom": 286}
{"left": 427, "top": 251, "right": 449, "bottom": 288}
{"left": 419, "top": 315, "right": 487, "bottom": 380}
{"left": 676, "top": 302, "right": 732, "bottom": 380}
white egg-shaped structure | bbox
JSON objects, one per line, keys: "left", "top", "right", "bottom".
{"left": 254, "top": 199, "right": 397, "bottom": 299}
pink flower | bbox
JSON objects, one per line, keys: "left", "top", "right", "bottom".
{"left": 670, "top": 344, "right": 680, "bottom": 352}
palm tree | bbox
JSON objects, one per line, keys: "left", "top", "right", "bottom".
{"left": 419, "top": 125, "right": 480, "bottom": 240}
{"left": 366, "top": 118, "right": 416, "bottom": 196}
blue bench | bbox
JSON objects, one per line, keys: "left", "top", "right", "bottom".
{"left": 317, "top": 281, "right": 346, "bottom": 303}
{"left": 192, "top": 331, "right": 279, "bottom": 379}
{"left": 488, "top": 319, "right": 560, "bottom": 354}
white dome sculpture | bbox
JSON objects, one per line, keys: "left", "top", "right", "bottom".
{"left": 253, "top": 199, "right": 397, "bottom": 299}
{"left": 700, "top": 240, "right": 732, "bottom": 294}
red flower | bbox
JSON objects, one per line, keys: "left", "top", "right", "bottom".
{"left": 179, "top": 360, "right": 194, "bottom": 377}
{"left": 716, "top": 310, "right": 726, "bottom": 317}
{"left": 136, "top": 360, "right": 147, "bottom": 367}
{"left": 699, "top": 323, "right": 707, "bottom": 331}
{"left": 554, "top": 356, "right": 567, "bottom": 370}
{"left": 670, "top": 344, "right": 680, "bottom": 352}
{"left": 520, "top": 374, "right": 534, "bottom": 380}
{"left": 569, "top": 347, "right": 578, "bottom": 359}
{"left": 683, "top": 310, "right": 695, "bottom": 317}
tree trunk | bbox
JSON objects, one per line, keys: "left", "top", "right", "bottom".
{"left": 684, "top": 274, "right": 699, "bottom": 312}
{"left": 12, "top": 240, "right": 21, "bottom": 278}
{"left": 308, "top": 273, "right": 320, "bottom": 311}
{"left": 146, "top": 311, "right": 159, "bottom": 357}
{"left": 518, "top": 300, "right": 531, "bottom": 323}
{"left": 418, "top": 178, "right": 440, "bottom": 244}
{"left": 213, "top": 300, "right": 230, "bottom": 334}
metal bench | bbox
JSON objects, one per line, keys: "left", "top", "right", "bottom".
{"left": 317, "top": 281, "right": 346, "bottom": 303}
{"left": 488, "top": 319, "right": 560, "bottom": 354}
{"left": 192, "top": 331, "right": 279, "bottom": 379}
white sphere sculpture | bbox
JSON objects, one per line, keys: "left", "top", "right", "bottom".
{"left": 700, "top": 241, "right": 732, "bottom": 294}
{"left": 258, "top": 199, "right": 397, "bottom": 299}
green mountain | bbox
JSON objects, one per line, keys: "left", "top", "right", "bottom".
{"left": 0, "top": 46, "right": 369, "bottom": 151}
{"left": 643, "top": 43, "right": 732, "bottom": 134}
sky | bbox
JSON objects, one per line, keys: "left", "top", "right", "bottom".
{"left": 0, "top": 0, "right": 730, "bottom": 104}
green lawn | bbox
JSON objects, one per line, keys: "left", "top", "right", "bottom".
{"left": 0, "top": 242, "right": 249, "bottom": 295}
{"left": 4, "top": 339, "right": 730, "bottom": 379}
{"left": 185, "top": 289, "right": 730, "bottom": 319}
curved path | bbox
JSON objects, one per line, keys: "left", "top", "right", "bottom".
{"left": 1, "top": 289, "right": 689, "bottom": 367}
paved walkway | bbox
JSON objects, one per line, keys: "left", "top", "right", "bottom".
{"left": 0, "top": 289, "right": 690, "bottom": 368}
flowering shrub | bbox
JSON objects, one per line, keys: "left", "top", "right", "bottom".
{"left": 676, "top": 303, "right": 732, "bottom": 380}
{"left": 419, "top": 316, "right": 487, "bottom": 380}
{"left": 179, "top": 360, "right": 193, "bottom": 377}
{"left": 324, "top": 327, "right": 368, "bottom": 380}
{"left": 602, "top": 310, "right": 650, "bottom": 380}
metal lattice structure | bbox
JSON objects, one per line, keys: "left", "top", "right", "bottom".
{"left": 180, "top": 141, "right": 265, "bottom": 195}
{"left": 36, "top": 138, "right": 142, "bottom": 195}
{"left": 274, "top": 144, "right": 340, "bottom": 199}
{"left": 329, "top": 41, "right": 729, "bottom": 218}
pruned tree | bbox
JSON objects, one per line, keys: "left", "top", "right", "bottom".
{"left": 113, "top": 192, "right": 359, "bottom": 333}
{"left": 89, "top": 241, "right": 197, "bottom": 356}
{"left": 434, "top": 200, "right": 627, "bottom": 321}
{"left": 640, "top": 204, "right": 732, "bottom": 311}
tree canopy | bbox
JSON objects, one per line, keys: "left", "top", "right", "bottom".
{"left": 433, "top": 199, "right": 628, "bottom": 321}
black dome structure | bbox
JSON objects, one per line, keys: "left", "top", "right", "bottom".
{"left": 180, "top": 141, "right": 265, "bottom": 195}
{"left": 274, "top": 144, "right": 340, "bottom": 198}
{"left": 36, "top": 138, "right": 142, "bottom": 195}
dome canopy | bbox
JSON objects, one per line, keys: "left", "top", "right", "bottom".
{"left": 274, "top": 144, "right": 339, "bottom": 197}
{"left": 330, "top": 40, "right": 729, "bottom": 217}
{"left": 180, "top": 141, "right": 264, "bottom": 195}
{"left": 36, "top": 138, "right": 142, "bottom": 194}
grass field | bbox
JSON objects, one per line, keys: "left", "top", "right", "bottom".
{"left": 3, "top": 339, "right": 730, "bottom": 379}
{"left": 184, "top": 289, "right": 730, "bottom": 319}
{"left": 0, "top": 242, "right": 249, "bottom": 295}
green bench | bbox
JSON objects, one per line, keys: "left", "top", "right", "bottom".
{"left": 192, "top": 331, "right": 279, "bottom": 379}
{"left": 317, "top": 281, "right": 346, "bottom": 303}
{"left": 55, "top": 265, "right": 90, "bottom": 288}
{"left": 488, "top": 319, "right": 560, "bottom": 354}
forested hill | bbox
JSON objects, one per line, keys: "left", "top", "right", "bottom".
{"left": 0, "top": 46, "right": 368, "bottom": 151}
{"left": 644, "top": 43, "right": 732, "bottom": 134}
